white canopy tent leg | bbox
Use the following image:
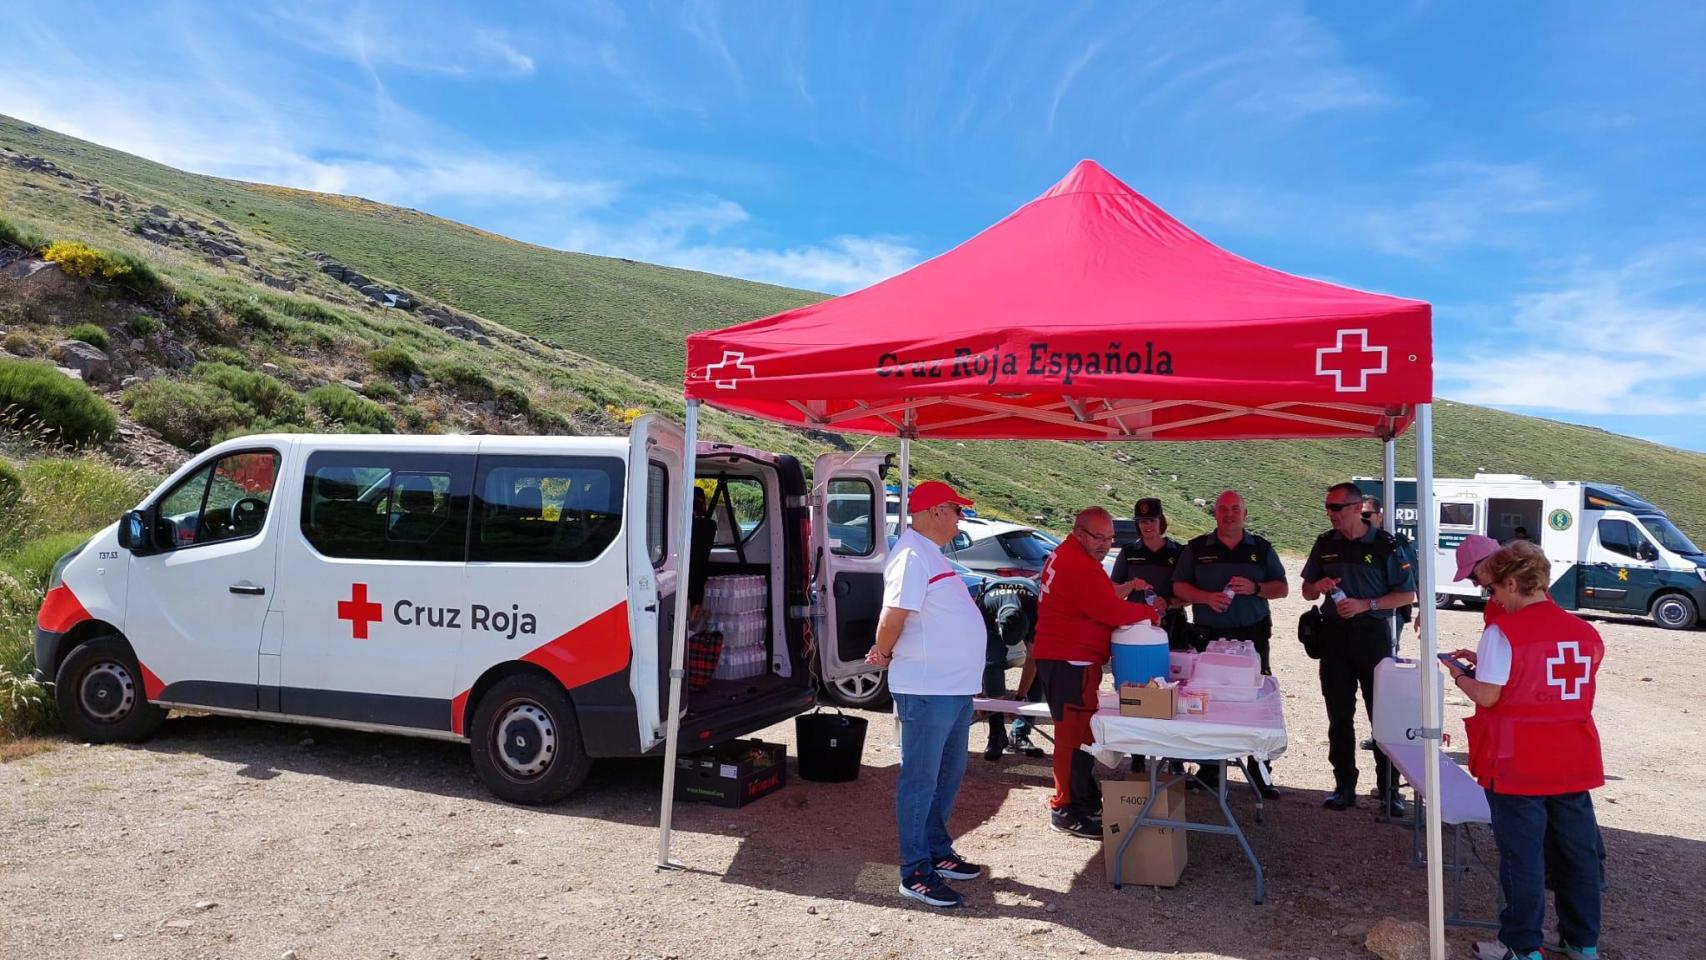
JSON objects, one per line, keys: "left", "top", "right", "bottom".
{"left": 1415, "top": 404, "right": 1446, "bottom": 960}
{"left": 1383, "top": 438, "right": 1398, "bottom": 654}
{"left": 897, "top": 436, "right": 910, "bottom": 532}
{"left": 656, "top": 399, "right": 701, "bottom": 870}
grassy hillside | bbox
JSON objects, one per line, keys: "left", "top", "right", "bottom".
{"left": 3, "top": 110, "right": 1704, "bottom": 557}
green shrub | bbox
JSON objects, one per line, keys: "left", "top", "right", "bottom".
{"left": 494, "top": 382, "right": 532, "bottom": 413}
{"left": 199, "top": 345, "right": 247, "bottom": 366}
{"left": 65, "top": 323, "right": 110, "bottom": 351}
{"left": 368, "top": 345, "right": 420, "bottom": 378}
{"left": 125, "top": 314, "right": 161, "bottom": 337}
{"left": 0, "top": 356, "right": 119, "bottom": 446}
{"left": 193, "top": 362, "right": 306, "bottom": 424}
{"left": 435, "top": 360, "right": 494, "bottom": 398}
{"left": 0, "top": 215, "right": 44, "bottom": 253}
{"left": 361, "top": 381, "right": 403, "bottom": 402}
{"left": 2, "top": 570, "right": 57, "bottom": 738}
{"left": 4, "top": 459, "right": 151, "bottom": 543}
{"left": 105, "top": 250, "right": 170, "bottom": 302}
{"left": 0, "top": 530, "right": 96, "bottom": 591}
{"left": 125, "top": 379, "right": 254, "bottom": 450}
{"left": 41, "top": 242, "right": 169, "bottom": 302}
{"left": 307, "top": 384, "right": 392, "bottom": 433}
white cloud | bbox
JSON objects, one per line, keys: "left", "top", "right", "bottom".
{"left": 558, "top": 198, "right": 917, "bottom": 293}
{"left": 1438, "top": 245, "right": 1706, "bottom": 418}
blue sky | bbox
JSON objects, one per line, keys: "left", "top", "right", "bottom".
{"left": 3, "top": 2, "right": 1704, "bottom": 450}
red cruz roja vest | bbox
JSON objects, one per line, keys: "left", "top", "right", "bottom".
{"left": 1464, "top": 599, "right": 1604, "bottom": 795}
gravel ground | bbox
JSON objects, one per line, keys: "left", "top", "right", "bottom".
{"left": 3, "top": 559, "right": 1702, "bottom": 960}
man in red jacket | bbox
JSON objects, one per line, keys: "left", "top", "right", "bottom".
{"left": 1032, "top": 506, "right": 1156, "bottom": 838}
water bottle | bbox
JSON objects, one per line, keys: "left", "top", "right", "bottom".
{"left": 1328, "top": 584, "right": 1347, "bottom": 604}
{"left": 1221, "top": 584, "right": 1236, "bottom": 601}
{"left": 1143, "top": 586, "right": 1158, "bottom": 606}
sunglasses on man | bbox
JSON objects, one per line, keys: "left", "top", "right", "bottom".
{"left": 1323, "top": 501, "right": 1361, "bottom": 513}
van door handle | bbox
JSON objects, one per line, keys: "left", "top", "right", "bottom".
{"left": 229, "top": 582, "right": 266, "bottom": 596}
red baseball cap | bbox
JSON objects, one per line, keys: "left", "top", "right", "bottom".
{"left": 907, "top": 480, "right": 973, "bottom": 514}
{"left": 1453, "top": 535, "right": 1500, "bottom": 582}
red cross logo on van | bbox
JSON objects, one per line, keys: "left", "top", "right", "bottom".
{"left": 338, "top": 583, "right": 383, "bottom": 640}
{"left": 1545, "top": 641, "right": 1591, "bottom": 701}
{"left": 1315, "top": 329, "right": 1388, "bottom": 393}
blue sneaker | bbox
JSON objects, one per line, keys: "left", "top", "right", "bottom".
{"left": 932, "top": 854, "right": 983, "bottom": 881}
{"left": 1472, "top": 942, "right": 1541, "bottom": 960}
{"left": 899, "top": 870, "right": 963, "bottom": 908}
{"left": 1543, "top": 939, "right": 1597, "bottom": 960}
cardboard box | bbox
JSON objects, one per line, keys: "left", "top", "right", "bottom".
{"left": 674, "top": 739, "right": 788, "bottom": 808}
{"left": 1118, "top": 682, "right": 1175, "bottom": 718}
{"left": 1102, "top": 776, "right": 1188, "bottom": 886}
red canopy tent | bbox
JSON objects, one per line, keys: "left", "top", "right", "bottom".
{"left": 685, "top": 159, "right": 1431, "bottom": 441}
{"left": 661, "top": 160, "right": 1449, "bottom": 960}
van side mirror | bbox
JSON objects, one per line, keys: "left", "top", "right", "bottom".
{"left": 118, "top": 509, "right": 158, "bottom": 556}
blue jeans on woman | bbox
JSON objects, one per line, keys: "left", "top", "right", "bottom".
{"left": 893, "top": 693, "right": 974, "bottom": 881}
{"left": 1486, "top": 789, "right": 1601, "bottom": 954}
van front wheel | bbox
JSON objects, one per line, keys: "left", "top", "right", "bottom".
{"left": 822, "top": 671, "right": 891, "bottom": 710}
{"left": 1651, "top": 594, "right": 1698, "bottom": 631}
{"left": 54, "top": 636, "right": 166, "bottom": 743}
{"left": 470, "top": 674, "right": 591, "bottom": 805}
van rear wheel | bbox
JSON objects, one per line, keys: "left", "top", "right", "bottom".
{"left": 1651, "top": 594, "right": 1698, "bottom": 630}
{"left": 1434, "top": 593, "right": 1455, "bottom": 610}
{"left": 822, "top": 671, "right": 891, "bottom": 710}
{"left": 54, "top": 636, "right": 165, "bottom": 743}
{"left": 470, "top": 673, "right": 591, "bottom": 805}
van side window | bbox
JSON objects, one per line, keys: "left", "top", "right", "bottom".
{"left": 1438, "top": 502, "right": 1476, "bottom": 527}
{"left": 826, "top": 478, "right": 874, "bottom": 557}
{"left": 1597, "top": 519, "right": 1647, "bottom": 561}
{"left": 301, "top": 451, "right": 472, "bottom": 562}
{"left": 153, "top": 449, "right": 280, "bottom": 548}
{"left": 471, "top": 456, "right": 625, "bottom": 563}
{"left": 647, "top": 462, "right": 668, "bottom": 567}
{"left": 709, "top": 476, "right": 767, "bottom": 547}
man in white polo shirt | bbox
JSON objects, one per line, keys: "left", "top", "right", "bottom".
{"left": 865, "top": 480, "right": 987, "bottom": 909}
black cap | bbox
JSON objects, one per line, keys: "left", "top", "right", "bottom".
{"left": 1133, "top": 497, "right": 1166, "bottom": 534}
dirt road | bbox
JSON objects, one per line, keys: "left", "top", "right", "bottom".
{"left": 3, "top": 568, "right": 1701, "bottom": 959}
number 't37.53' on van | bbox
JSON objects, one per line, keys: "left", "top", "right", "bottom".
{"left": 33, "top": 416, "right": 891, "bottom": 803}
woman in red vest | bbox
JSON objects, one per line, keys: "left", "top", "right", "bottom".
{"left": 1443, "top": 542, "right": 1602, "bottom": 960}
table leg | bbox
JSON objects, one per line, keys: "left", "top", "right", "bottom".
{"left": 1111, "top": 754, "right": 1162, "bottom": 889}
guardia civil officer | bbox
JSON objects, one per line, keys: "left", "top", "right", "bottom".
{"left": 1110, "top": 498, "right": 1193, "bottom": 650}
{"left": 1301, "top": 482, "right": 1417, "bottom": 815}
{"left": 1172, "top": 490, "right": 1288, "bottom": 795}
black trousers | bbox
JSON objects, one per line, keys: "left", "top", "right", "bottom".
{"left": 1319, "top": 615, "right": 1395, "bottom": 796}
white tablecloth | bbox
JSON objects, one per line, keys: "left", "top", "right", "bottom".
{"left": 1089, "top": 676, "right": 1288, "bottom": 764}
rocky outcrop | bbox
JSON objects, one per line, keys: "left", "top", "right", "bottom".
{"left": 49, "top": 339, "right": 113, "bottom": 384}
{"left": 305, "top": 252, "right": 416, "bottom": 308}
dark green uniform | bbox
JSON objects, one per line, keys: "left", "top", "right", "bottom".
{"left": 1111, "top": 537, "right": 1193, "bottom": 651}
{"left": 1301, "top": 525, "right": 1416, "bottom": 799}
{"left": 1172, "top": 531, "right": 1286, "bottom": 673}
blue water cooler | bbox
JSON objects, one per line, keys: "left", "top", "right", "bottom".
{"left": 1110, "top": 623, "right": 1170, "bottom": 688}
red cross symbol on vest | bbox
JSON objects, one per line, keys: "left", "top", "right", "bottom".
{"left": 1315, "top": 329, "right": 1389, "bottom": 393}
{"left": 705, "top": 350, "right": 757, "bottom": 390}
{"left": 337, "top": 583, "right": 383, "bottom": 640}
{"left": 1545, "top": 641, "right": 1592, "bottom": 700}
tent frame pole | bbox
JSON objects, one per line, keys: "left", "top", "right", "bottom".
{"left": 1415, "top": 403, "right": 1446, "bottom": 959}
{"left": 1383, "top": 438, "right": 1398, "bottom": 653}
{"left": 656, "top": 399, "right": 701, "bottom": 870}
{"left": 896, "top": 407, "right": 913, "bottom": 530}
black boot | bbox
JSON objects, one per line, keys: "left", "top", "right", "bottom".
{"left": 983, "top": 717, "right": 1008, "bottom": 762}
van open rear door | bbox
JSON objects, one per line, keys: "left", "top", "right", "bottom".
{"left": 810, "top": 453, "right": 890, "bottom": 706}
{"left": 629, "top": 415, "right": 685, "bottom": 749}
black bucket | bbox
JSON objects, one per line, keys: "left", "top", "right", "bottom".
{"left": 794, "top": 708, "right": 868, "bottom": 782}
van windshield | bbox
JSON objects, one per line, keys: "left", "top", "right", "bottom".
{"left": 1639, "top": 515, "right": 1703, "bottom": 556}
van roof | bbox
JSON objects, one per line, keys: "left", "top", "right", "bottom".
{"left": 204, "top": 432, "right": 635, "bottom": 458}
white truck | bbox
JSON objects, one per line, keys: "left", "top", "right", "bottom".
{"left": 1354, "top": 473, "right": 1706, "bottom": 630}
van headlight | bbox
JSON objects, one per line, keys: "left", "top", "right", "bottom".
{"left": 47, "top": 540, "right": 89, "bottom": 590}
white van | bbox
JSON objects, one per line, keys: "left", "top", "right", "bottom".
{"left": 33, "top": 416, "right": 892, "bottom": 803}
{"left": 1354, "top": 473, "right": 1706, "bottom": 630}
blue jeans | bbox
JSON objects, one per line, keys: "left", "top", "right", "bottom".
{"left": 894, "top": 693, "right": 974, "bottom": 881}
{"left": 1487, "top": 790, "right": 1601, "bottom": 953}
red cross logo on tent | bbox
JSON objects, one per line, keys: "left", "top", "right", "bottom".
{"left": 705, "top": 350, "right": 757, "bottom": 390}
{"left": 1315, "top": 328, "right": 1388, "bottom": 393}
{"left": 1545, "top": 641, "right": 1592, "bottom": 701}
{"left": 337, "top": 583, "right": 383, "bottom": 640}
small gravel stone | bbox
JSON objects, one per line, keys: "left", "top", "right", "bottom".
{"left": 194, "top": 900, "right": 217, "bottom": 910}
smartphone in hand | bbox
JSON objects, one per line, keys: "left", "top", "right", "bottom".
{"left": 1437, "top": 652, "right": 1475, "bottom": 678}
